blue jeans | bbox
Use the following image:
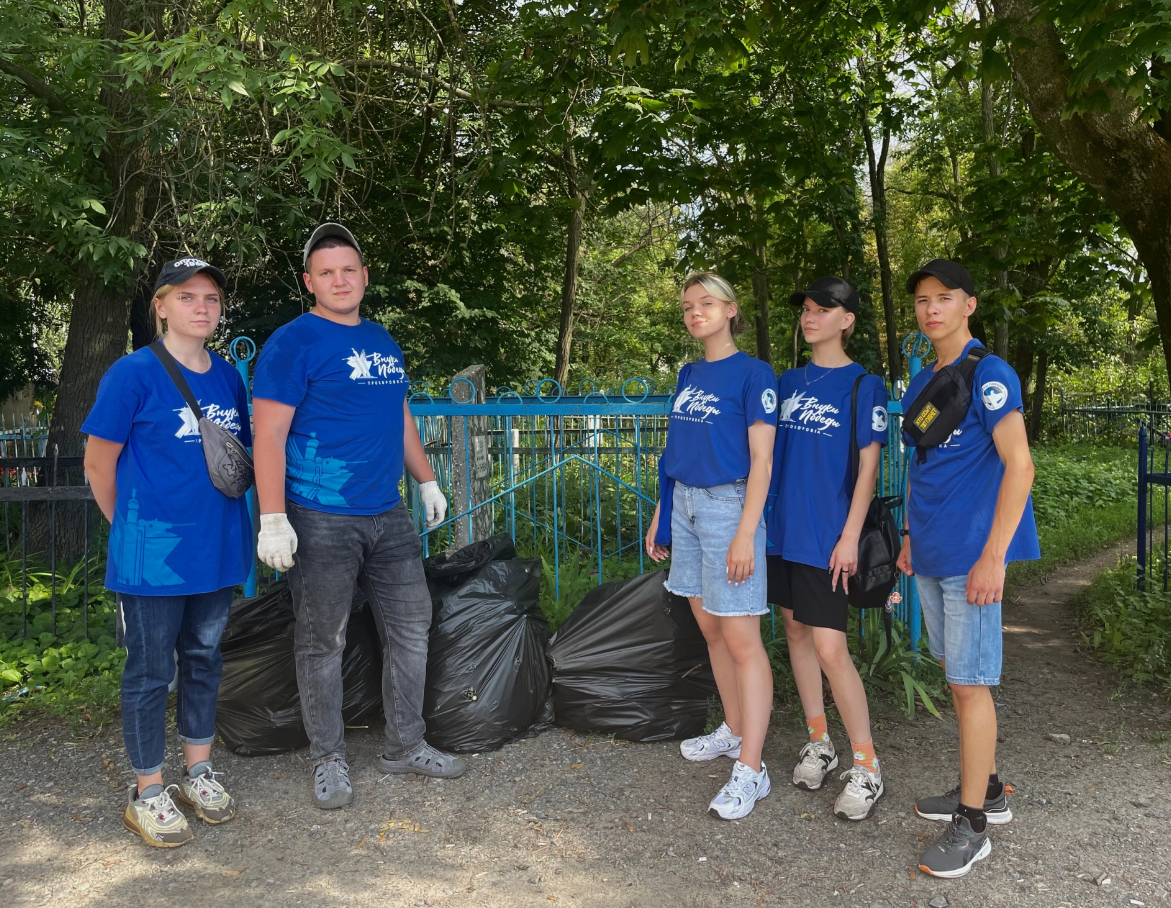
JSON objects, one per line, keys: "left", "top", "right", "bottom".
{"left": 286, "top": 500, "right": 432, "bottom": 764}
{"left": 120, "top": 587, "right": 234, "bottom": 775}
{"left": 665, "top": 480, "right": 768, "bottom": 617}
{"left": 916, "top": 575, "right": 1002, "bottom": 686}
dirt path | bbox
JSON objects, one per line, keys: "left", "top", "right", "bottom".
{"left": 2, "top": 543, "right": 1169, "bottom": 908}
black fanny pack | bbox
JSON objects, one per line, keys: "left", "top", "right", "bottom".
{"left": 149, "top": 341, "right": 255, "bottom": 498}
{"left": 902, "top": 345, "right": 989, "bottom": 463}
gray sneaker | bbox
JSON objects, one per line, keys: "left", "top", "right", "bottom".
{"left": 380, "top": 741, "right": 466, "bottom": 778}
{"left": 915, "top": 782, "right": 1012, "bottom": 824}
{"left": 312, "top": 758, "right": 353, "bottom": 809}
{"left": 918, "top": 814, "right": 992, "bottom": 878}
{"left": 792, "top": 739, "right": 838, "bottom": 791}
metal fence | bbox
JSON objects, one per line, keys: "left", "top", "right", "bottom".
{"left": 1137, "top": 424, "right": 1171, "bottom": 591}
{"left": 1058, "top": 390, "right": 1171, "bottom": 442}
{"left": 2, "top": 334, "right": 940, "bottom": 650}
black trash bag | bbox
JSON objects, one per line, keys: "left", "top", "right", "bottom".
{"left": 546, "top": 571, "right": 718, "bottom": 742}
{"left": 215, "top": 583, "right": 384, "bottom": 756}
{"left": 423, "top": 535, "right": 550, "bottom": 753}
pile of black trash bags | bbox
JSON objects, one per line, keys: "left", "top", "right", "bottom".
{"left": 216, "top": 535, "right": 717, "bottom": 756}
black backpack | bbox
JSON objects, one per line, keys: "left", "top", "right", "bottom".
{"left": 844, "top": 375, "right": 903, "bottom": 651}
{"left": 902, "top": 345, "right": 989, "bottom": 463}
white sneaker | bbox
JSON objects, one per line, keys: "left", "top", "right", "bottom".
{"left": 680, "top": 722, "right": 742, "bottom": 762}
{"left": 833, "top": 765, "right": 884, "bottom": 820}
{"left": 708, "top": 760, "right": 770, "bottom": 820}
{"left": 792, "top": 739, "right": 838, "bottom": 790}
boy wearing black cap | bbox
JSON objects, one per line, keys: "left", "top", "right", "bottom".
{"left": 251, "top": 224, "right": 462, "bottom": 811}
{"left": 765, "top": 276, "right": 890, "bottom": 821}
{"left": 897, "top": 259, "right": 1039, "bottom": 878}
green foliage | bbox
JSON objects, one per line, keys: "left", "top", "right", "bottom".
{"left": 848, "top": 609, "right": 945, "bottom": 719}
{"left": 1075, "top": 554, "right": 1171, "bottom": 696}
{"left": 1030, "top": 445, "right": 1134, "bottom": 526}
{"left": 0, "top": 553, "right": 125, "bottom": 719}
{"left": 533, "top": 545, "right": 645, "bottom": 633}
{"left": 1008, "top": 444, "right": 1144, "bottom": 590}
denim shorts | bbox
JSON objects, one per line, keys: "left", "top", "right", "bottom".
{"left": 665, "top": 480, "right": 768, "bottom": 617}
{"left": 916, "top": 575, "right": 1002, "bottom": 686}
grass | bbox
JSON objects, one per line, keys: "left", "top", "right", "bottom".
{"left": 1072, "top": 553, "right": 1171, "bottom": 697}
{"left": 1006, "top": 443, "right": 1143, "bottom": 591}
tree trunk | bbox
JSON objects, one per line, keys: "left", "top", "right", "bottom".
{"left": 1029, "top": 346, "right": 1048, "bottom": 440}
{"left": 48, "top": 0, "right": 164, "bottom": 459}
{"left": 993, "top": 0, "right": 1171, "bottom": 385}
{"left": 862, "top": 101, "right": 899, "bottom": 385}
{"left": 752, "top": 243, "right": 771, "bottom": 367}
{"left": 554, "top": 143, "right": 587, "bottom": 388}
{"left": 977, "top": 0, "right": 1012, "bottom": 360}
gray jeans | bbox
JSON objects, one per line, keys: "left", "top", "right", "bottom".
{"left": 286, "top": 500, "right": 431, "bottom": 764}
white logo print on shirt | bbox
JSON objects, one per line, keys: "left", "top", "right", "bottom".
{"left": 174, "top": 402, "right": 242, "bottom": 440}
{"left": 345, "top": 349, "right": 407, "bottom": 383}
{"left": 778, "top": 390, "right": 842, "bottom": 434}
{"left": 672, "top": 385, "right": 722, "bottom": 423}
{"left": 762, "top": 389, "right": 777, "bottom": 414}
{"left": 981, "top": 381, "right": 1008, "bottom": 411}
{"left": 872, "top": 406, "right": 888, "bottom": 432}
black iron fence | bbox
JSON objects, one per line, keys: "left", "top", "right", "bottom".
{"left": 1, "top": 447, "right": 104, "bottom": 639}
{"left": 1137, "top": 425, "right": 1171, "bottom": 591}
{"left": 1058, "top": 390, "right": 1171, "bottom": 443}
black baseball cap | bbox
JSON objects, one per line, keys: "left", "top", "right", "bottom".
{"left": 906, "top": 259, "right": 976, "bottom": 297}
{"left": 303, "top": 222, "right": 362, "bottom": 268}
{"left": 789, "top": 276, "right": 859, "bottom": 314}
{"left": 153, "top": 257, "right": 227, "bottom": 295}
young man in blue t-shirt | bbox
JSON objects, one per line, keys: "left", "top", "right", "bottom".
{"left": 897, "top": 260, "right": 1040, "bottom": 878}
{"left": 251, "top": 224, "right": 461, "bottom": 810}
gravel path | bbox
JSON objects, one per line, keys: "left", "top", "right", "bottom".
{"left": 2, "top": 542, "right": 1168, "bottom": 908}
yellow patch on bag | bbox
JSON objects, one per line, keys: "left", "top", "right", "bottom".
{"left": 913, "top": 402, "right": 939, "bottom": 431}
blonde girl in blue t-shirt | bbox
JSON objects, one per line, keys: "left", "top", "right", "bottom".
{"left": 646, "top": 272, "right": 778, "bottom": 820}
{"left": 83, "top": 259, "right": 251, "bottom": 847}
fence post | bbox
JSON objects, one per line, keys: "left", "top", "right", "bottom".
{"left": 1138, "top": 424, "right": 1148, "bottom": 591}
{"left": 449, "top": 365, "right": 491, "bottom": 546}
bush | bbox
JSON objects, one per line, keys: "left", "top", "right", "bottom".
{"left": 0, "top": 553, "right": 125, "bottom": 721}
{"left": 1075, "top": 554, "right": 1171, "bottom": 696}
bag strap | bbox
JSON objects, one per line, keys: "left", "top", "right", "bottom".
{"left": 848, "top": 373, "right": 864, "bottom": 490}
{"left": 148, "top": 340, "right": 204, "bottom": 419}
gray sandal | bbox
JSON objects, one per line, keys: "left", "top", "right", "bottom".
{"left": 379, "top": 741, "right": 466, "bottom": 778}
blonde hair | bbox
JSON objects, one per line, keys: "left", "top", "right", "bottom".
{"left": 151, "top": 278, "right": 224, "bottom": 339}
{"left": 680, "top": 272, "right": 744, "bottom": 335}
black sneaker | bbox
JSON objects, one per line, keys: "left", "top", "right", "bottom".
{"left": 914, "top": 782, "right": 1012, "bottom": 824}
{"left": 918, "top": 814, "right": 992, "bottom": 878}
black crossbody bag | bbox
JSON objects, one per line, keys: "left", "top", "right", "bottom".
{"left": 843, "top": 374, "right": 902, "bottom": 650}
{"left": 149, "top": 340, "right": 254, "bottom": 498}
{"left": 902, "top": 345, "right": 989, "bottom": 463}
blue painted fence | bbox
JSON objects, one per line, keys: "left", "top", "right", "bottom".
{"left": 229, "top": 333, "right": 935, "bottom": 650}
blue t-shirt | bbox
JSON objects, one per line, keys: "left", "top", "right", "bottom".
{"left": 766, "top": 363, "right": 888, "bottom": 569}
{"left": 655, "top": 352, "right": 777, "bottom": 544}
{"left": 82, "top": 348, "right": 253, "bottom": 596}
{"left": 252, "top": 313, "right": 409, "bottom": 515}
{"left": 902, "top": 339, "right": 1041, "bottom": 576}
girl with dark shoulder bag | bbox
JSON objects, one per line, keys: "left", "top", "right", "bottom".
{"left": 83, "top": 258, "right": 252, "bottom": 847}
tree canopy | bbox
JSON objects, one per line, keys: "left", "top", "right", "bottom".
{"left": 2, "top": 0, "right": 1169, "bottom": 454}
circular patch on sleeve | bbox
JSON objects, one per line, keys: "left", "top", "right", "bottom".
{"left": 762, "top": 389, "right": 777, "bottom": 414}
{"left": 981, "top": 381, "right": 1009, "bottom": 411}
{"left": 871, "top": 406, "right": 888, "bottom": 432}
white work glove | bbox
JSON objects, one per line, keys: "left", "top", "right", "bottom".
{"left": 418, "top": 480, "right": 447, "bottom": 529}
{"left": 257, "top": 512, "right": 298, "bottom": 571}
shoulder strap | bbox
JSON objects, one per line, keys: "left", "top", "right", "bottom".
{"left": 148, "top": 340, "right": 204, "bottom": 419}
{"left": 849, "top": 373, "right": 864, "bottom": 489}
{"left": 956, "top": 345, "right": 990, "bottom": 383}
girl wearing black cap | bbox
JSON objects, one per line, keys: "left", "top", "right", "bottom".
{"left": 765, "top": 276, "right": 889, "bottom": 821}
{"left": 83, "top": 260, "right": 252, "bottom": 847}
